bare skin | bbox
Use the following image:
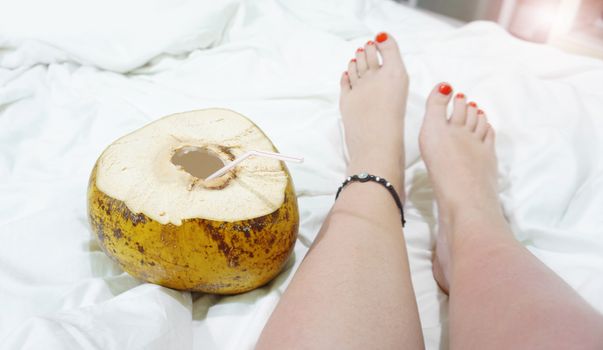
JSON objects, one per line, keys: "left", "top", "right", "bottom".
{"left": 258, "top": 31, "right": 603, "bottom": 349}
{"left": 420, "top": 84, "right": 603, "bottom": 349}
{"left": 257, "top": 34, "right": 424, "bottom": 349}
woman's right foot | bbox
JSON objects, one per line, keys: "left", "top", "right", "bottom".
{"left": 418, "top": 83, "right": 505, "bottom": 293}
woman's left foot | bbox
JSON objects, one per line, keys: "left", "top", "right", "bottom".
{"left": 339, "top": 32, "right": 409, "bottom": 194}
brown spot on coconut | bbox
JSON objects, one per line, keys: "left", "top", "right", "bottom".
{"left": 87, "top": 108, "right": 299, "bottom": 294}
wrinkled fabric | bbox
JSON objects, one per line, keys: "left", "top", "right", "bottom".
{"left": 0, "top": 0, "right": 240, "bottom": 72}
{"left": 1, "top": 0, "right": 603, "bottom": 349}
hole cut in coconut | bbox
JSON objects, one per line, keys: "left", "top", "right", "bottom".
{"left": 171, "top": 146, "right": 225, "bottom": 180}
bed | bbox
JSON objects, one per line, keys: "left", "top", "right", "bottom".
{"left": 1, "top": 0, "right": 602, "bottom": 348}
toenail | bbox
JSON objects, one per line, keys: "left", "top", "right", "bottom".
{"left": 375, "top": 32, "right": 388, "bottom": 43}
{"left": 356, "top": 48, "right": 364, "bottom": 53}
{"left": 478, "top": 109, "right": 485, "bottom": 115}
{"left": 350, "top": 58, "right": 356, "bottom": 63}
{"left": 468, "top": 101, "right": 478, "bottom": 108}
{"left": 456, "top": 93, "right": 465, "bottom": 99}
{"left": 366, "top": 40, "right": 375, "bottom": 45}
{"left": 344, "top": 71, "right": 348, "bottom": 76}
{"left": 438, "top": 83, "right": 452, "bottom": 95}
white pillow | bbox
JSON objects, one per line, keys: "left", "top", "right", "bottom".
{"left": 0, "top": 0, "right": 240, "bottom": 72}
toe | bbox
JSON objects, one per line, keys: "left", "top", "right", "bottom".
{"left": 340, "top": 71, "right": 351, "bottom": 92}
{"left": 450, "top": 92, "right": 467, "bottom": 125}
{"left": 485, "top": 125, "right": 496, "bottom": 146}
{"left": 425, "top": 82, "right": 454, "bottom": 122}
{"left": 465, "top": 101, "right": 479, "bottom": 131}
{"left": 365, "top": 40, "right": 379, "bottom": 70}
{"left": 374, "top": 32, "right": 404, "bottom": 72}
{"left": 474, "top": 110, "right": 489, "bottom": 140}
{"left": 347, "top": 58, "right": 359, "bottom": 86}
{"left": 355, "top": 47, "right": 368, "bottom": 77}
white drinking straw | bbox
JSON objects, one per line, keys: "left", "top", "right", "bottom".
{"left": 204, "top": 150, "right": 304, "bottom": 181}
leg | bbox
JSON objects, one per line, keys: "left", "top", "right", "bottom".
{"left": 257, "top": 33, "right": 424, "bottom": 349}
{"left": 420, "top": 83, "right": 603, "bottom": 349}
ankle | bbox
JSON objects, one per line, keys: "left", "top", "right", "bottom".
{"left": 446, "top": 207, "right": 515, "bottom": 257}
{"left": 347, "top": 154, "right": 404, "bottom": 196}
{"left": 438, "top": 190, "right": 503, "bottom": 223}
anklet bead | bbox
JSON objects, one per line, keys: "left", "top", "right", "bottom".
{"left": 335, "top": 173, "right": 406, "bottom": 227}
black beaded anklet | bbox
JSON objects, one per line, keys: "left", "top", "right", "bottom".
{"left": 335, "top": 173, "right": 406, "bottom": 227}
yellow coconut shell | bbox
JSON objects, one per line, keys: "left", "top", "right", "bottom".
{"left": 87, "top": 109, "right": 299, "bottom": 294}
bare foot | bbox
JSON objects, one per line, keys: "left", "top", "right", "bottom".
{"left": 419, "top": 83, "right": 504, "bottom": 293}
{"left": 339, "top": 32, "right": 408, "bottom": 195}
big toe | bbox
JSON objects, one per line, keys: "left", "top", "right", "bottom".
{"left": 375, "top": 32, "right": 404, "bottom": 70}
{"left": 425, "top": 82, "right": 454, "bottom": 122}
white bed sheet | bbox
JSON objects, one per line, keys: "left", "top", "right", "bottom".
{"left": 1, "top": 0, "right": 603, "bottom": 349}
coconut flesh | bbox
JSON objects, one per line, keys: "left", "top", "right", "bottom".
{"left": 88, "top": 108, "right": 299, "bottom": 294}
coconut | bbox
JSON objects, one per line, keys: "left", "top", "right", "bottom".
{"left": 87, "top": 108, "right": 299, "bottom": 294}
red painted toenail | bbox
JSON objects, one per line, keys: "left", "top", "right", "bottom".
{"left": 438, "top": 83, "right": 452, "bottom": 95}
{"left": 356, "top": 48, "right": 364, "bottom": 53}
{"left": 350, "top": 58, "right": 356, "bottom": 63}
{"left": 468, "top": 101, "right": 478, "bottom": 108}
{"left": 478, "top": 109, "right": 485, "bottom": 115}
{"left": 375, "top": 32, "right": 388, "bottom": 43}
{"left": 456, "top": 93, "right": 465, "bottom": 99}
{"left": 344, "top": 71, "right": 348, "bottom": 76}
{"left": 366, "top": 40, "right": 375, "bottom": 45}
